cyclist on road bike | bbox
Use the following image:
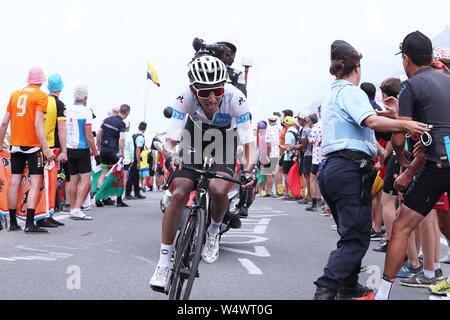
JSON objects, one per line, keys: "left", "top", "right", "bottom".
{"left": 149, "top": 55, "right": 256, "bottom": 292}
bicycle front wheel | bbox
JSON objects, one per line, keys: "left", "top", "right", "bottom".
{"left": 169, "top": 207, "right": 205, "bottom": 300}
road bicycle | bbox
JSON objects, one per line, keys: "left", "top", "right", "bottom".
{"left": 162, "top": 156, "right": 245, "bottom": 300}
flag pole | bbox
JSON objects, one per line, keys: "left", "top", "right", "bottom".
{"left": 144, "top": 79, "right": 149, "bottom": 124}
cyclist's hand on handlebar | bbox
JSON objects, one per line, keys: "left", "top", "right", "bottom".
{"left": 165, "top": 154, "right": 183, "bottom": 171}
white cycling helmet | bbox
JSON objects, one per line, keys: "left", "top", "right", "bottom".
{"left": 188, "top": 55, "right": 227, "bottom": 86}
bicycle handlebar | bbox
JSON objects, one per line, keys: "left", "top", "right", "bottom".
{"left": 183, "top": 164, "right": 243, "bottom": 185}
{"left": 161, "top": 163, "right": 244, "bottom": 190}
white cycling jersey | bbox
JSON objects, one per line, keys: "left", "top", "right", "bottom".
{"left": 167, "top": 83, "right": 255, "bottom": 145}
{"left": 66, "top": 103, "right": 93, "bottom": 150}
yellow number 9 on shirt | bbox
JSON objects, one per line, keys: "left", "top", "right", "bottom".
{"left": 17, "top": 95, "right": 27, "bottom": 117}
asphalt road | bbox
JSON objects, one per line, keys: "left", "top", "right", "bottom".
{"left": 0, "top": 190, "right": 448, "bottom": 301}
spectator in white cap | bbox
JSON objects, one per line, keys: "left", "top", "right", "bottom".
{"left": 263, "top": 114, "right": 283, "bottom": 197}
{"left": 112, "top": 105, "right": 120, "bottom": 116}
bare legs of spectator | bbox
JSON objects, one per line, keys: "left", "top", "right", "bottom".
{"left": 419, "top": 210, "right": 438, "bottom": 276}
{"left": 70, "top": 173, "right": 92, "bottom": 211}
{"left": 303, "top": 173, "right": 311, "bottom": 200}
{"left": 437, "top": 210, "right": 450, "bottom": 262}
{"left": 382, "top": 192, "right": 398, "bottom": 241}
{"left": 406, "top": 228, "right": 421, "bottom": 270}
{"left": 265, "top": 175, "right": 274, "bottom": 196}
{"left": 8, "top": 174, "right": 42, "bottom": 229}
{"left": 372, "top": 190, "right": 383, "bottom": 233}
{"left": 274, "top": 165, "right": 283, "bottom": 195}
{"left": 310, "top": 173, "right": 319, "bottom": 199}
{"left": 97, "top": 168, "right": 108, "bottom": 192}
{"left": 123, "top": 171, "right": 128, "bottom": 197}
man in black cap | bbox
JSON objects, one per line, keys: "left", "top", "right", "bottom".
{"left": 362, "top": 30, "right": 450, "bottom": 300}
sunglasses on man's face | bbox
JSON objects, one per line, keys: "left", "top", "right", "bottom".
{"left": 193, "top": 86, "right": 225, "bottom": 99}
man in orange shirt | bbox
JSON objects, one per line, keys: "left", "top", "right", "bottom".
{"left": 0, "top": 67, "right": 56, "bottom": 233}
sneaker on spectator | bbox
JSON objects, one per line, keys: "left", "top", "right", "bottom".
{"left": 435, "top": 268, "right": 445, "bottom": 281}
{"left": 428, "top": 278, "right": 450, "bottom": 296}
{"left": 70, "top": 209, "right": 94, "bottom": 221}
{"left": 320, "top": 205, "right": 331, "bottom": 216}
{"left": 337, "top": 282, "right": 373, "bottom": 300}
{"left": 102, "top": 198, "right": 116, "bottom": 206}
{"left": 439, "top": 255, "right": 450, "bottom": 264}
{"left": 400, "top": 270, "right": 436, "bottom": 288}
{"left": 306, "top": 204, "right": 319, "bottom": 212}
{"left": 397, "top": 262, "right": 422, "bottom": 278}
{"left": 61, "top": 204, "right": 71, "bottom": 215}
{"left": 429, "top": 292, "right": 450, "bottom": 300}
{"left": 373, "top": 240, "right": 389, "bottom": 253}
{"left": 370, "top": 228, "right": 384, "bottom": 241}
{"left": 297, "top": 197, "right": 311, "bottom": 204}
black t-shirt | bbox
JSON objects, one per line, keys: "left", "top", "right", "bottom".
{"left": 101, "top": 115, "right": 126, "bottom": 150}
{"left": 399, "top": 67, "right": 450, "bottom": 166}
{"left": 147, "top": 151, "right": 153, "bottom": 166}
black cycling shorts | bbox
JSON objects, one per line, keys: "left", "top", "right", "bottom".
{"left": 403, "top": 161, "right": 450, "bottom": 216}
{"left": 311, "top": 163, "right": 320, "bottom": 176}
{"left": 67, "top": 148, "right": 92, "bottom": 175}
{"left": 382, "top": 155, "right": 400, "bottom": 196}
{"left": 62, "top": 161, "right": 71, "bottom": 182}
{"left": 282, "top": 160, "right": 294, "bottom": 174}
{"left": 11, "top": 148, "right": 44, "bottom": 175}
{"left": 100, "top": 146, "right": 120, "bottom": 166}
{"left": 174, "top": 162, "right": 235, "bottom": 188}
{"left": 302, "top": 156, "right": 312, "bottom": 175}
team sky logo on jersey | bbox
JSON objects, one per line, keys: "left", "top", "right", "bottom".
{"left": 212, "top": 113, "right": 232, "bottom": 126}
{"left": 238, "top": 97, "right": 246, "bottom": 106}
{"left": 172, "top": 109, "right": 185, "bottom": 121}
{"left": 222, "top": 93, "right": 233, "bottom": 104}
{"left": 177, "top": 96, "right": 184, "bottom": 104}
{"left": 236, "top": 112, "right": 251, "bottom": 124}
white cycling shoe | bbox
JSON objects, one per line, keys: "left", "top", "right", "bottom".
{"left": 202, "top": 232, "right": 220, "bottom": 264}
{"left": 149, "top": 264, "right": 171, "bottom": 293}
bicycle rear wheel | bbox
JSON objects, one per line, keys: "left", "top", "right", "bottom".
{"left": 168, "top": 207, "right": 205, "bottom": 300}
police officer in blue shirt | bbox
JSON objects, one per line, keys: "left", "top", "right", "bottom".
{"left": 312, "top": 40, "right": 428, "bottom": 300}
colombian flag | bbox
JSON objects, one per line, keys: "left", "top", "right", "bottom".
{"left": 147, "top": 60, "right": 160, "bottom": 87}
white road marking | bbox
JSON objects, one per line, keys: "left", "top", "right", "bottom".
{"left": 131, "top": 255, "right": 153, "bottom": 264}
{"left": 221, "top": 246, "right": 270, "bottom": 257}
{"left": 238, "top": 258, "right": 263, "bottom": 275}
{"left": 220, "top": 235, "right": 268, "bottom": 245}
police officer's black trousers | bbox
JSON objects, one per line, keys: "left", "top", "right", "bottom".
{"left": 315, "top": 157, "right": 372, "bottom": 292}
{"left": 125, "top": 163, "right": 141, "bottom": 197}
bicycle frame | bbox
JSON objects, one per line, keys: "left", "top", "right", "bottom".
{"left": 166, "top": 156, "right": 244, "bottom": 300}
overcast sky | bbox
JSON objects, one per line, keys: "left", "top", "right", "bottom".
{"left": 0, "top": 0, "right": 449, "bottom": 139}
